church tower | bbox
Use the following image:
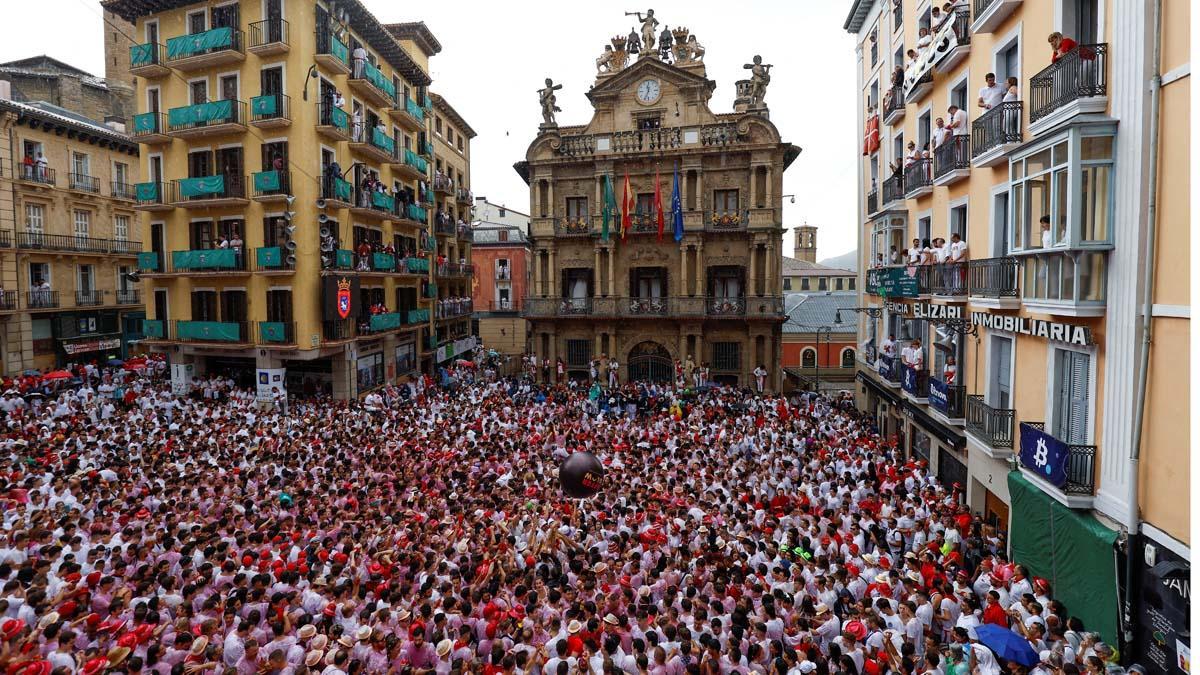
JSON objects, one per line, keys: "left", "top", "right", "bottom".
{"left": 793, "top": 224, "right": 817, "bottom": 263}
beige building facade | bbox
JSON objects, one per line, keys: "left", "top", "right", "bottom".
{"left": 517, "top": 19, "right": 798, "bottom": 389}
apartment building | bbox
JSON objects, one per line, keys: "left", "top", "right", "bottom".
{"left": 516, "top": 18, "right": 798, "bottom": 389}
{"left": 470, "top": 200, "right": 530, "bottom": 358}
{"left": 103, "top": 0, "right": 476, "bottom": 398}
{"left": 845, "top": 0, "right": 1189, "bottom": 661}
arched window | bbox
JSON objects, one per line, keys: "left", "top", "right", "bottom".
{"left": 801, "top": 348, "right": 817, "bottom": 368}
{"left": 841, "top": 348, "right": 857, "bottom": 368}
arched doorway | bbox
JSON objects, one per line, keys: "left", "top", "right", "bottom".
{"left": 627, "top": 341, "right": 673, "bottom": 383}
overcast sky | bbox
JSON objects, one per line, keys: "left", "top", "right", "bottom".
{"left": 1, "top": 1, "right": 859, "bottom": 260}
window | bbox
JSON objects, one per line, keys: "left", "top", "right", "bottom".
{"left": 818, "top": 278, "right": 828, "bottom": 291}
{"left": 635, "top": 192, "right": 655, "bottom": 215}
{"left": 800, "top": 278, "right": 810, "bottom": 291}
{"left": 802, "top": 349, "right": 816, "bottom": 368}
{"left": 1053, "top": 349, "right": 1091, "bottom": 444}
{"left": 950, "top": 204, "right": 968, "bottom": 241}
{"left": 565, "top": 339, "right": 591, "bottom": 368}
{"left": 566, "top": 197, "right": 588, "bottom": 220}
{"left": 783, "top": 278, "right": 792, "bottom": 291}
{"left": 841, "top": 349, "right": 857, "bottom": 368}
{"left": 708, "top": 267, "right": 743, "bottom": 298}
{"left": 918, "top": 110, "right": 931, "bottom": 150}
{"left": 25, "top": 203, "right": 44, "bottom": 233}
{"left": 357, "top": 352, "right": 384, "bottom": 391}
{"left": 1010, "top": 132, "right": 1113, "bottom": 251}
{"left": 446, "top": 129, "right": 453, "bottom": 145}
{"left": 950, "top": 81, "right": 968, "bottom": 112}
{"left": 435, "top": 116, "right": 442, "bottom": 135}
{"left": 72, "top": 152, "right": 90, "bottom": 177}
{"left": 712, "top": 342, "right": 741, "bottom": 371}
{"left": 637, "top": 115, "right": 662, "bottom": 130}
{"left": 712, "top": 189, "right": 739, "bottom": 212}
{"left": 457, "top": 137, "right": 463, "bottom": 152}
{"left": 74, "top": 210, "right": 91, "bottom": 241}
{"left": 918, "top": 216, "right": 931, "bottom": 244}
{"left": 114, "top": 161, "right": 129, "bottom": 187}
{"left": 868, "top": 80, "right": 879, "bottom": 110}
{"left": 835, "top": 278, "right": 844, "bottom": 291}
{"left": 77, "top": 265, "right": 94, "bottom": 293}
{"left": 190, "top": 80, "right": 207, "bottom": 105}
{"left": 29, "top": 262, "right": 49, "bottom": 286}
{"left": 118, "top": 266, "right": 132, "bottom": 292}
{"left": 114, "top": 214, "right": 130, "bottom": 242}
{"left": 848, "top": 278, "right": 857, "bottom": 290}
{"left": 988, "top": 335, "right": 1013, "bottom": 409}
{"left": 998, "top": 40, "right": 1020, "bottom": 82}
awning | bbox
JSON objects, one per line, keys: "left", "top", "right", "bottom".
{"left": 903, "top": 400, "right": 965, "bottom": 449}
{"left": 857, "top": 370, "right": 901, "bottom": 404}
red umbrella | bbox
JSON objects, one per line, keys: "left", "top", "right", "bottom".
{"left": 123, "top": 362, "right": 147, "bottom": 372}
{"left": 41, "top": 370, "right": 72, "bottom": 381}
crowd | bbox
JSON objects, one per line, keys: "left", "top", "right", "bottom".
{"left": 0, "top": 363, "right": 1135, "bottom": 674}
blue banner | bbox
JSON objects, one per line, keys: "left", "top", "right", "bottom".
{"left": 929, "top": 377, "right": 948, "bottom": 413}
{"left": 1020, "top": 423, "right": 1070, "bottom": 487}
{"left": 878, "top": 355, "right": 894, "bottom": 381}
{"left": 902, "top": 365, "right": 918, "bottom": 393}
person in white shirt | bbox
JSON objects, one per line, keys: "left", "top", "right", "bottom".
{"left": 909, "top": 340, "right": 925, "bottom": 371}
{"left": 908, "top": 238, "right": 922, "bottom": 264}
{"left": 881, "top": 334, "right": 896, "bottom": 359}
{"left": 947, "top": 105, "right": 969, "bottom": 137}
{"left": 931, "top": 118, "right": 950, "bottom": 150}
{"left": 977, "top": 73, "right": 1005, "bottom": 110}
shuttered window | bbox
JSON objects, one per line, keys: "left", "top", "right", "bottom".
{"left": 990, "top": 336, "right": 1013, "bottom": 409}
{"left": 1054, "top": 349, "right": 1090, "bottom": 444}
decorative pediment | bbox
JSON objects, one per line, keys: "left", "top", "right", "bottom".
{"left": 588, "top": 57, "right": 713, "bottom": 101}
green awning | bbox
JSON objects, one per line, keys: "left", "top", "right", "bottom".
{"left": 130, "top": 43, "right": 156, "bottom": 67}
{"left": 135, "top": 182, "right": 159, "bottom": 201}
{"left": 167, "top": 27, "right": 234, "bottom": 59}
{"left": 177, "top": 320, "right": 241, "bottom": 342}
{"left": 133, "top": 112, "right": 159, "bottom": 133}
{"left": 179, "top": 175, "right": 225, "bottom": 198}
{"left": 253, "top": 170, "right": 281, "bottom": 192}
{"left": 142, "top": 319, "right": 165, "bottom": 338}
{"left": 172, "top": 248, "right": 237, "bottom": 270}
{"left": 251, "top": 94, "right": 278, "bottom": 116}
{"left": 370, "top": 312, "right": 401, "bottom": 331}
{"left": 1008, "top": 471, "right": 1120, "bottom": 644}
{"left": 256, "top": 247, "right": 282, "bottom": 267}
{"left": 259, "top": 321, "right": 288, "bottom": 343}
{"left": 373, "top": 252, "right": 396, "bottom": 271}
{"left": 168, "top": 100, "right": 234, "bottom": 127}
{"left": 137, "top": 252, "right": 159, "bottom": 270}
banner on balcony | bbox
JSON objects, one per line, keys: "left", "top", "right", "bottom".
{"left": 328, "top": 106, "right": 350, "bottom": 130}
{"left": 173, "top": 248, "right": 236, "bottom": 270}
{"left": 251, "top": 95, "right": 278, "bottom": 116}
{"left": 371, "top": 191, "right": 395, "bottom": 211}
{"left": 407, "top": 309, "right": 429, "bottom": 324}
{"left": 880, "top": 267, "right": 919, "bottom": 297}
{"left": 177, "top": 321, "right": 241, "bottom": 342}
{"left": 333, "top": 176, "right": 352, "bottom": 200}
{"left": 166, "top": 26, "right": 233, "bottom": 59}
{"left": 259, "top": 322, "right": 288, "bottom": 343}
{"left": 371, "top": 128, "right": 395, "bottom": 153}
{"left": 929, "top": 377, "right": 948, "bottom": 413}
{"left": 256, "top": 247, "right": 281, "bottom": 267}
{"left": 62, "top": 337, "right": 121, "bottom": 356}
{"left": 130, "top": 43, "right": 155, "bottom": 66}
{"left": 369, "top": 313, "right": 401, "bottom": 332}
{"left": 903, "top": 16, "right": 958, "bottom": 98}
{"left": 902, "top": 365, "right": 920, "bottom": 393}
{"left": 1019, "top": 422, "right": 1070, "bottom": 487}
{"left": 168, "top": 100, "right": 233, "bottom": 127}
{"left": 142, "top": 319, "right": 165, "bottom": 339}
{"left": 137, "top": 252, "right": 160, "bottom": 270}
{"left": 254, "top": 171, "right": 281, "bottom": 192}
{"left": 372, "top": 253, "right": 396, "bottom": 271}
{"left": 330, "top": 36, "right": 349, "bottom": 64}
{"left": 179, "top": 175, "right": 225, "bottom": 197}
{"left": 135, "top": 182, "right": 159, "bottom": 201}
{"left": 133, "top": 112, "right": 158, "bottom": 133}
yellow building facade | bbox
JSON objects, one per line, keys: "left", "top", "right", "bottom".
{"left": 104, "top": 0, "right": 475, "bottom": 398}
{"left": 846, "top": 0, "right": 1188, "bottom": 659}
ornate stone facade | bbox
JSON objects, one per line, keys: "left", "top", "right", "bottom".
{"left": 515, "top": 16, "right": 799, "bottom": 389}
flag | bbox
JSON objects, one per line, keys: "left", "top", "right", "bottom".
{"left": 620, "top": 169, "right": 633, "bottom": 241}
{"left": 654, "top": 165, "right": 664, "bottom": 242}
{"left": 601, "top": 175, "right": 616, "bottom": 242}
{"left": 671, "top": 162, "right": 684, "bottom": 242}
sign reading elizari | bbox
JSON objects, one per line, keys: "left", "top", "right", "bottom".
{"left": 886, "top": 301, "right": 963, "bottom": 319}
{"left": 1019, "top": 422, "right": 1070, "bottom": 487}
{"left": 971, "top": 313, "right": 1095, "bottom": 346}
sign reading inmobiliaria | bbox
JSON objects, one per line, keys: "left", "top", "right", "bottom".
{"left": 970, "top": 313, "right": 1095, "bottom": 346}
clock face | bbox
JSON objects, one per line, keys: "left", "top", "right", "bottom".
{"left": 636, "top": 79, "right": 661, "bottom": 104}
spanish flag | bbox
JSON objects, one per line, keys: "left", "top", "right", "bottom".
{"left": 620, "top": 169, "right": 633, "bottom": 241}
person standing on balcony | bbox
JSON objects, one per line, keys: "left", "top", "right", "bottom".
{"left": 977, "top": 73, "right": 1005, "bottom": 111}
{"left": 932, "top": 117, "right": 949, "bottom": 152}
{"left": 909, "top": 339, "right": 925, "bottom": 371}
{"left": 909, "top": 239, "right": 922, "bottom": 265}
{"left": 34, "top": 152, "right": 47, "bottom": 182}
{"left": 949, "top": 233, "right": 968, "bottom": 291}
{"left": 352, "top": 44, "right": 368, "bottom": 77}
{"left": 1048, "top": 32, "right": 1078, "bottom": 63}
{"left": 947, "top": 105, "right": 968, "bottom": 165}
{"left": 608, "top": 356, "right": 619, "bottom": 388}
{"left": 882, "top": 333, "right": 896, "bottom": 361}
{"left": 943, "top": 356, "right": 957, "bottom": 385}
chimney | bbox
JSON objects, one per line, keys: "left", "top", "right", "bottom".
{"left": 104, "top": 115, "right": 126, "bottom": 133}
{"left": 0, "top": 80, "right": 10, "bottom": 101}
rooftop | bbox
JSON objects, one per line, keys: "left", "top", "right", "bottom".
{"left": 384, "top": 22, "right": 442, "bottom": 57}
{"left": 430, "top": 93, "right": 476, "bottom": 139}
{"left": 0, "top": 99, "right": 138, "bottom": 154}
{"left": 471, "top": 225, "right": 531, "bottom": 246}
{"left": 782, "top": 292, "right": 859, "bottom": 334}
{"left": 782, "top": 257, "right": 855, "bottom": 277}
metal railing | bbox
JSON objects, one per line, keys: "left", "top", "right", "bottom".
{"left": 912, "top": 263, "right": 934, "bottom": 295}
{"left": 0, "top": 291, "right": 16, "bottom": 311}
{"left": 129, "top": 42, "right": 165, "bottom": 70}
{"left": 75, "top": 290, "right": 107, "bottom": 306}
{"left": 248, "top": 18, "right": 288, "bottom": 47}
{"left": 906, "top": 71, "right": 933, "bottom": 100}
{"left": 948, "top": 8, "right": 971, "bottom": 47}
{"left": 135, "top": 181, "right": 176, "bottom": 206}
{"left": 556, "top": 123, "right": 740, "bottom": 157}
{"left": 626, "top": 297, "right": 670, "bottom": 316}
{"left": 132, "top": 111, "right": 167, "bottom": 139}
{"left": 322, "top": 319, "right": 357, "bottom": 342}
{"left": 435, "top": 299, "right": 473, "bottom": 318}
{"left": 252, "top": 171, "right": 291, "bottom": 199}
{"left": 26, "top": 290, "right": 60, "bottom": 309}
{"left": 866, "top": 188, "right": 879, "bottom": 214}
{"left": 555, "top": 216, "right": 594, "bottom": 237}
{"left": 14, "top": 164, "right": 55, "bottom": 186}
{"left": 165, "top": 28, "right": 243, "bottom": 63}
{"left": 878, "top": 355, "right": 901, "bottom": 385}
{"left": 17, "top": 232, "right": 129, "bottom": 254}
{"left": 523, "top": 295, "right": 782, "bottom": 319}
{"left": 316, "top": 102, "right": 350, "bottom": 132}
{"left": 168, "top": 319, "right": 252, "bottom": 344}
{"left": 904, "top": 158, "right": 932, "bottom": 195}
{"left": 320, "top": 174, "right": 352, "bottom": 204}
{"left": 495, "top": 267, "right": 512, "bottom": 280}
{"left": 67, "top": 173, "right": 100, "bottom": 193}
{"left": 167, "top": 100, "right": 246, "bottom": 132}
{"left": 972, "top": 101, "right": 1022, "bottom": 158}
{"left": 175, "top": 175, "right": 247, "bottom": 201}
{"left": 933, "top": 135, "right": 970, "bottom": 179}
{"left": 257, "top": 320, "right": 296, "bottom": 345}
{"left": 116, "top": 290, "right": 141, "bottom": 305}
{"left": 433, "top": 174, "right": 453, "bottom": 193}
{"left": 882, "top": 174, "right": 905, "bottom": 204}
{"left": 968, "top": 257, "right": 1019, "bottom": 297}
{"left": 930, "top": 261, "right": 968, "bottom": 296}
{"left": 166, "top": 248, "right": 252, "bottom": 273}
{"left": 883, "top": 85, "right": 905, "bottom": 119}
{"left": 456, "top": 188, "right": 473, "bottom": 203}
{"left": 965, "top": 395, "right": 1014, "bottom": 448}
{"left": 1019, "top": 422, "right": 1097, "bottom": 495}
{"left": 251, "top": 93, "right": 290, "bottom": 123}
{"left": 111, "top": 181, "right": 137, "bottom": 200}
{"left": 973, "top": 0, "right": 1000, "bottom": 18}
{"left": 1029, "top": 43, "right": 1108, "bottom": 124}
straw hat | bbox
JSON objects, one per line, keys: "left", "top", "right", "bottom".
{"left": 305, "top": 651, "right": 324, "bottom": 667}
{"left": 436, "top": 639, "right": 453, "bottom": 658}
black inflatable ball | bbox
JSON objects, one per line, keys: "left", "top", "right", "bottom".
{"left": 559, "top": 452, "right": 605, "bottom": 498}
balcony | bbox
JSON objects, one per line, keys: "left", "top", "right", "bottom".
{"left": 315, "top": 31, "right": 351, "bottom": 75}
{"left": 495, "top": 266, "right": 512, "bottom": 281}
{"left": 364, "top": 312, "right": 403, "bottom": 335}
{"left": 968, "top": 257, "right": 1020, "bottom": 308}
{"left": 555, "top": 216, "right": 594, "bottom": 237}
{"left": 348, "top": 58, "right": 397, "bottom": 109}
{"left": 903, "top": 159, "right": 932, "bottom": 198}
{"left": 67, "top": 173, "right": 100, "bottom": 195}
{"left": 705, "top": 209, "right": 749, "bottom": 232}
{"left": 16, "top": 232, "right": 139, "bottom": 256}
{"left": 881, "top": 174, "right": 905, "bottom": 208}
{"left": 965, "top": 395, "right": 1015, "bottom": 458}
{"left": 523, "top": 295, "right": 781, "bottom": 319}
{"left": 397, "top": 203, "right": 428, "bottom": 226}
{"left": 0, "top": 291, "right": 18, "bottom": 312}
{"left": 167, "top": 100, "right": 246, "bottom": 139}
{"left": 75, "top": 290, "right": 107, "bottom": 307}
{"left": 167, "top": 248, "right": 250, "bottom": 276}
{"left": 971, "top": 102, "right": 1023, "bottom": 167}
{"left": 129, "top": 42, "right": 168, "bottom": 77}
{"left": 392, "top": 97, "right": 425, "bottom": 132}
{"left": 14, "top": 164, "right": 55, "bottom": 187}
{"left": 436, "top": 263, "right": 473, "bottom": 278}
{"left": 399, "top": 256, "right": 430, "bottom": 275}
{"left": 250, "top": 94, "right": 290, "bottom": 129}
{"left": 392, "top": 149, "right": 428, "bottom": 181}
{"left": 1029, "top": 44, "right": 1108, "bottom": 135}
{"left": 165, "top": 27, "right": 245, "bottom": 71}
{"left": 456, "top": 189, "right": 473, "bottom": 205}
{"left": 351, "top": 189, "right": 394, "bottom": 220}
{"left": 255, "top": 246, "right": 295, "bottom": 274}
{"left": 173, "top": 175, "right": 248, "bottom": 208}
{"left": 933, "top": 136, "right": 970, "bottom": 186}
{"left": 905, "top": 72, "right": 933, "bottom": 104}
{"left": 252, "top": 171, "right": 291, "bottom": 202}
{"left": 315, "top": 103, "right": 352, "bottom": 142}
{"left": 320, "top": 175, "right": 354, "bottom": 209}
{"left": 484, "top": 300, "right": 519, "bottom": 313}
{"left": 350, "top": 127, "right": 397, "bottom": 165}
{"left": 247, "top": 19, "right": 289, "bottom": 56}
{"left": 131, "top": 112, "right": 170, "bottom": 144}
{"left": 877, "top": 355, "right": 902, "bottom": 387}
{"left": 115, "top": 290, "right": 141, "bottom": 305}
{"left": 26, "top": 291, "right": 59, "bottom": 310}
{"left": 901, "top": 365, "right": 929, "bottom": 402}
{"left": 134, "top": 181, "right": 176, "bottom": 211}
{"left": 258, "top": 321, "right": 296, "bottom": 345}
{"left": 321, "top": 249, "right": 355, "bottom": 273}
{"left": 555, "top": 123, "right": 742, "bottom": 158}
{"left": 321, "top": 319, "right": 357, "bottom": 343}
{"left": 436, "top": 299, "right": 473, "bottom": 319}
{"left": 929, "top": 261, "right": 968, "bottom": 299}
{"left": 1018, "top": 422, "right": 1097, "bottom": 507}
{"left": 866, "top": 188, "right": 879, "bottom": 216}
{"left": 111, "top": 181, "right": 138, "bottom": 201}
{"left": 171, "top": 320, "right": 251, "bottom": 344}
{"left": 706, "top": 296, "right": 745, "bottom": 317}
{"left": 457, "top": 224, "right": 473, "bottom": 242}
{"left": 406, "top": 309, "right": 430, "bottom": 324}
{"left": 934, "top": 8, "right": 972, "bottom": 73}
{"left": 928, "top": 377, "right": 966, "bottom": 423}
{"left": 433, "top": 174, "right": 453, "bottom": 195}
{"left": 353, "top": 251, "right": 397, "bottom": 274}
{"left": 882, "top": 85, "right": 905, "bottom": 126}
{"left": 972, "top": 0, "right": 1022, "bottom": 34}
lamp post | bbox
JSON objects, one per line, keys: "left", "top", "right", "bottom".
{"left": 784, "top": 302, "right": 834, "bottom": 393}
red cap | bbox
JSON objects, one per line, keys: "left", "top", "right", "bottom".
{"left": 323, "top": 602, "right": 337, "bottom": 618}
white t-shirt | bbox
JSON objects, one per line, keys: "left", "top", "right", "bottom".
{"left": 950, "top": 240, "right": 967, "bottom": 260}
{"left": 978, "top": 84, "right": 1005, "bottom": 109}
{"left": 950, "top": 109, "right": 969, "bottom": 136}
{"left": 932, "top": 126, "right": 950, "bottom": 147}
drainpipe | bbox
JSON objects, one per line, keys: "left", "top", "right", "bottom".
{"left": 1124, "top": 0, "right": 1163, "bottom": 654}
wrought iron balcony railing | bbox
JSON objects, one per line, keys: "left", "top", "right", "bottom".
{"left": 965, "top": 395, "right": 1014, "bottom": 449}
{"left": 1029, "top": 44, "right": 1108, "bottom": 124}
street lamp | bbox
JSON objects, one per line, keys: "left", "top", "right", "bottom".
{"left": 785, "top": 302, "right": 834, "bottom": 393}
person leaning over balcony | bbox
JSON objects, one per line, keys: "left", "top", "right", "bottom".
{"left": 943, "top": 356, "right": 957, "bottom": 386}
{"left": 947, "top": 105, "right": 968, "bottom": 163}
{"left": 754, "top": 365, "right": 768, "bottom": 393}
{"left": 909, "top": 238, "right": 923, "bottom": 265}
{"left": 977, "top": 73, "right": 1005, "bottom": 111}
{"left": 1047, "top": 32, "right": 1078, "bottom": 63}
{"left": 906, "top": 141, "right": 922, "bottom": 167}
{"left": 910, "top": 339, "right": 925, "bottom": 371}
{"left": 916, "top": 27, "right": 931, "bottom": 51}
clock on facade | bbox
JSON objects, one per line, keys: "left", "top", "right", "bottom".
{"left": 636, "top": 79, "right": 661, "bottom": 104}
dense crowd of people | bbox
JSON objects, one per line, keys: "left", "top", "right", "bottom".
{"left": 0, "top": 365, "right": 1133, "bottom": 674}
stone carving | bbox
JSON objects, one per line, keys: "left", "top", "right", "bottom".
{"left": 687, "top": 35, "right": 705, "bottom": 62}
{"left": 609, "top": 35, "right": 630, "bottom": 71}
{"left": 625, "top": 9, "right": 659, "bottom": 54}
{"left": 629, "top": 246, "right": 669, "bottom": 262}
{"left": 538, "top": 78, "right": 563, "bottom": 126}
{"left": 596, "top": 45, "right": 617, "bottom": 73}
{"left": 670, "top": 27, "right": 704, "bottom": 63}
{"left": 743, "top": 55, "right": 773, "bottom": 107}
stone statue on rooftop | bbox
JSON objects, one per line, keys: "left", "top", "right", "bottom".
{"left": 744, "top": 55, "right": 773, "bottom": 107}
{"left": 538, "top": 78, "right": 562, "bottom": 126}
{"left": 596, "top": 45, "right": 617, "bottom": 73}
{"left": 626, "top": 9, "right": 659, "bottom": 53}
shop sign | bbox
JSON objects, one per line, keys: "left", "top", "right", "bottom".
{"left": 62, "top": 337, "right": 121, "bottom": 356}
{"left": 971, "top": 313, "right": 1094, "bottom": 346}
{"left": 886, "top": 301, "right": 963, "bottom": 320}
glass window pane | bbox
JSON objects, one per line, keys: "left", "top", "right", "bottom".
{"left": 1082, "top": 164, "right": 1111, "bottom": 241}
{"left": 1028, "top": 177, "right": 1050, "bottom": 248}
{"left": 1061, "top": 254, "right": 1075, "bottom": 300}
{"left": 1053, "top": 168, "right": 1069, "bottom": 246}
{"left": 1081, "top": 252, "right": 1107, "bottom": 301}
{"left": 1024, "top": 257, "right": 1040, "bottom": 299}
{"left": 1081, "top": 136, "right": 1113, "bottom": 160}
{"left": 1046, "top": 255, "right": 1061, "bottom": 300}
{"left": 1011, "top": 187, "right": 1024, "bottom": 250}
{"left": 1052, "top": 141, "right": 1068, "bottom": 166}
{"left": 1011, "top": 159, "right": 1023, "bottom": 181}
{"left": 1026, "top": 148, "right": 1051, "bottom": 174}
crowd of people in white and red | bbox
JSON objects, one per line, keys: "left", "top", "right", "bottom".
{"left": 0, "top": 360, "right": 1136, "bottom": 675}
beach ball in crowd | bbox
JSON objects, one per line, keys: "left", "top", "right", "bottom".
{"left": 560, "top": 451, "right": 604, "bottom": 498}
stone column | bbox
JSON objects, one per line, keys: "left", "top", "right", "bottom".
{"left": 608, "top": 246, "right": 615, "bottom": 296}
{"left": 532, "top": 250, "right": 541, "bottom": 296}
{"left": 695, "top": 242, "right": 704, "bottom": 299}
{"left": 594, "top": 248, "right": 602, "bottom": 298}
{"left": 595, "top": 332, "right": 603, "bottom": 361}
{"left": 678, "top": 332, "right": 687, "bottom": 365}
{"left": 749, "top": 165, "right": 758, "bottom": 208}
{"left": 547, "top": 180, "right": 554, "bottom": 218}
{"left": 548, "top": 330, "right": 557, "bottom": 370}
{"left": 765, "top": 240, "right": 776, "bottom": 296}
{"left": 748, "top": 242, "right": 758, "bottom": 297}
{"left": 696, "top": 171, "right": 704, "bottom": 212}
{"left": 679, "top": 243, "right": 689, "bottom": 296}
{"left": 765, "top": 166, "right": 774, "bottom": 206}
{"left": 548, "top": 247, "right": 557, "bottom": 297}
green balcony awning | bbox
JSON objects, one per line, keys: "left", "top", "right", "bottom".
{"left": 142, "top": 319, "right": 165, "bottom": 338}
{"left": 130, "top": 43, "right": 156, "bottom": 67}
{"left": 254, "top": 170, "right": 281, "bottom": 192}
{"left": 167, "top": 27, "right": 234, "bottom": 59}
{"left": 135, "top": 182, "right": 159, "bottom": 201}
{"left": 172, "top": 248, "right": 237, "bottom": 270}
{"left": 168, "top": 100, "right": 234, "bottom": 127}
{"left": 256, "top": 246, "right": 282, "bottom": 267}
{"left": 137, "top": 252, "right": 160, "bottom": 270}
{"left": 333, "top": 177, "right": 352, "bottom": 201}
{"left": 251, "top": 94, "right": 279, "bottom": 116}
{"left": 373, "top": 252, "right": 396, "bottom": 271}
{"left": 133, "top": 112, "right": 159, "bottom": 133}
{"left": 371, "top": 191, "right": 395, "bottom": 211}
{"left": 177, "top": 320, "right": 241, "bottom": 342}
{"left": 371, "top": 128, "right": 395, "bottom": 154}
{"left": 259, "top": 321, "right": 288, "bottom": 343}
{"left": 335, "top": 249, "right": 354, "bottom": 268}
{"left": 370, "top": 312, "right": 401, "bottom": 331}
{"left": 178, "top": 175, "right": 225, "bottom": 198}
